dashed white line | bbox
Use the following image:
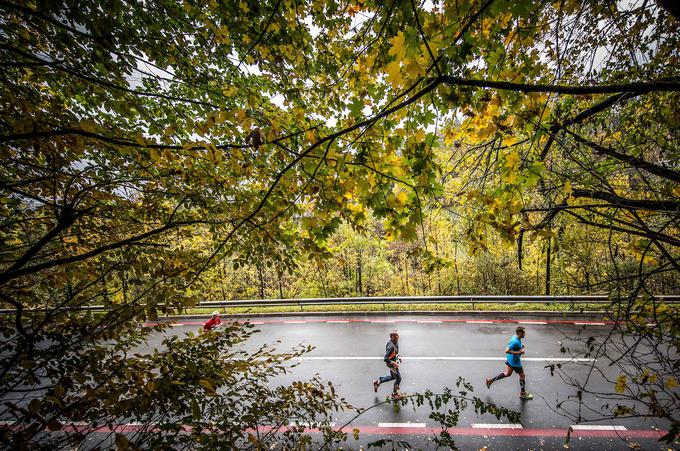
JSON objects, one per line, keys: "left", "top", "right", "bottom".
{"left": 571, "top": 425, "right": 627, "bottom": 431}
{"left": 326, "top": 320, "right": 349, "bottom": 323}
{"left": 472, "top": 423, "right": 524, "bottom": 429}
{"left": 290, "top": 356, "right": 595, "bottom": 362}
{"left": 466, "top": 320, "right": 493, "bottom": 324}
{"left": 417, "top": 320, "right": 442, "bottom": 323}
{"left": 518, "top": 321, "right": 547, "bottom": 325}
{"left": 378, "top": 422, "right": 426, "bottom": 428}
{"left": 574, "top": 322, "right": 606, "bottom": 326}
{"left": 370, "top": 320, "right": 395, "bottom": 323}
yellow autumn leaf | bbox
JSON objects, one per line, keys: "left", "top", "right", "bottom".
{"left": 615, "top": 374, "right": 627, "bottom": 393}
{"left": 235, "top": 109, "right": 247, "bottom": 123}
{"left": 149, "top": 148, "right": 160, "bottom": 162}
{"left": 396, "top": 190, "right": 408, "bottom": 206}
{"left": 403, "top": 57, "right": 424, "bottom": 80}
{"left": 504, "top": 170, "right": 518, "bottom": 184}
{"left": 506, "top": 149, "right": 520, "bottom": 170}
{"left": 388, "top": 31, "right": 406, "bottom": 61}
{"left": 135, "top": 133, "right": 147, "bottom": 147}
{"left": 665, "top": 377, "right": 678, "bottom": 389}
{"left": 385, "top": 60, "right": 402, "bottom": 89}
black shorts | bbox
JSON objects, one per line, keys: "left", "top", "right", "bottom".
{"left": 505, "top": 362, "right": 524, "bottom": 374}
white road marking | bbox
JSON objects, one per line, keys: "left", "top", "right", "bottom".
{"left": 472, "top": 423, "right": 524, "bottom": 429}
{"left": 290, "top": 356, "right": 595, "bottom": 362}
{"left": 518, "top": 321, "right": 548, "bottom": 325}
{"left": 571, "top": 425, "right": 627, "bottom": 431}
{"left": 370, "top": 320, "right": 395, "bottom": 323}
{"left": 326, "top": 320, "right": 349, "bottom": 323}
{"left": 466, "top": 320, "right": 493, "bottom": 324}
{"left": 378, "top": 422, "right": 426, "bottom": 428}
{"left": 574, "top": 322, "right": 606, "bottom": 326}
{"left": 417, "top": 320, "right": 442, "bottom": 323}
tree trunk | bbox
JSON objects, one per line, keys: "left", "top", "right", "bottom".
{"left": 356, "top": 250, "right": 362, "bottom": 295}
{"left": 545, "top": 236, "right": 552, "bottom": 296}
{"left": 257, "top": 263, "right": 265, "bottom": 299}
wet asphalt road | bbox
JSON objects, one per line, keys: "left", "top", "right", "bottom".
{"left": 139, "top": 314, "right": 678, "bottom": 450}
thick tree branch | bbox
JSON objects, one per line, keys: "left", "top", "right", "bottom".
{"left": 439, "top": 75, "right": 680, "bottom": 95}
{"left": 540, "top": 92, "right": 638, "bottom": 159}
{"left": 565, "top": 130, "right": 680, "bottom": 183}
{"left": 0, "top": 219, "right": 206, "bottom": 284}
{"left": 562, "top": 209, "right": 680, "bottom": 247}
{"left": 571, "top": 189, "right": 680, "bottom": 212}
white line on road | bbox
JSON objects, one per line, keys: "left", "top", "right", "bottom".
{"left": 472, "top": 423, "right": 524, "bottom": 429}
{"left": 290, "top": 357, "right": 595, "bottom": 362}
{"left": 326, "top": 320, "right": 349, "bottom": 323}
{"left": 370, "top": 320, "right": 395, "bottom": 323}
{"left": 518, "top": 321, "right": 548, "bottom": 325}
{"left": 466, "top": 320, "right": 493, "bottom": 324}
{"left": 571, "top": 425, "right": 627, "bottom": 431}
{"left": 574, "top": 322, "right": 606, "bottom": 326}
{"left": 417, "top": 320, "right": 442, "bottom": 323}
{"left": 378, "top": 422, "right": 426, "bottom": 428}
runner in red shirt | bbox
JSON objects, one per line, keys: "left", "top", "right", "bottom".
{"left": 203, "top": 311, "right": 222, "bottom": 331}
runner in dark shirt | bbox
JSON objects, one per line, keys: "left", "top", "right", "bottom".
{"left": 485, "top": 326, "right": 533, "bottom": 400}
{"left": 372, "top": 330, "right": 404, "bottom": 399}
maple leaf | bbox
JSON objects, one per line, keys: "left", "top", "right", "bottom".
{"left": 385, "top": 60, "right": 403, "bottom": 89}
{"left": 388, "top": 31, "right": 406, "bottom": 61}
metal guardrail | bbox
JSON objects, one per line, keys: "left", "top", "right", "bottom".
{"left": 2, "top": 295, "right": 680, "bottom": 314}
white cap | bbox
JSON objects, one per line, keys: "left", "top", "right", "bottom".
{"left": 212, "top": 310, "right": 220, "bottom": 316}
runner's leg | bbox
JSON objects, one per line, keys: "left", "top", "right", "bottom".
{"left": 518, "top": 369, "right": 526, "bottom": 395}
{"left": 393, "top": 367, "right": 401, "bottom": 394}
{"left": 487, "top": 364, "right": 513, "bottom": 387}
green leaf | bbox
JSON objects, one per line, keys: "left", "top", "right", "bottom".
{"left": 191, "top": 398, "right": 201, "bottom": 420}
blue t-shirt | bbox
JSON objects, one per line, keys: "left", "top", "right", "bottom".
{"left": 506, "top": 335, "right": 523, "bottom": 367}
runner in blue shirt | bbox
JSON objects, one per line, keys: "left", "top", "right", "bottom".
{"left": 485, "top": 326, "right": 533, "bottom": 400}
